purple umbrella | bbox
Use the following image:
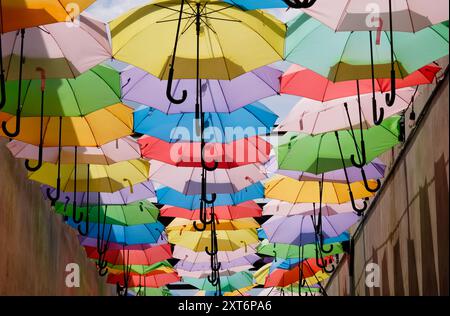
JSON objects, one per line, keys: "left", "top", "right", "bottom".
{"left": 175, "top": 254, "right": 259, "bottom": 272}
{"left": 41, "top": 181, "right": 156, "bottom": 206}
{"left": 262, "top": 213, "right": 360, "bottom": 246}
{"left": 266, "top": 156, "right": 386, "bottom": 183}
{"left": 121, "top": 66, "right": 281, "bottom": 113}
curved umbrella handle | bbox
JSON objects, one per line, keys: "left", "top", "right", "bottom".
{"left": 166, "top": 68, "right": 187, "bottom": 104}
{"left": 202, "top": 192, "right": 217, "bottom": 204}
{"left": 47, "top": 178, "right": 61, "bottom": 206}
{"left": 2, "top": 109, "right": 21, "bottom": 137}
{"left": 193, "top": 220, "right": 207, "bottom": 232}
{"left": 320, "top": 242, "right": 334, "bottom": 254}
{"left": 123, "top": 178, "right": 134, "bottom": 194}
{"left": 385, "top": 69, "right": 396, "bottom": 106}
{"left": 350, "top": 192, "right": 368, "bottom": 216}
{"left": 202, "top": 159, "right": 219, "bottom": 172}
{"left": 323, "top": 261, "right": 336, "bottom": 274}
{"left": 350, "top": 140, "right": 367, "bottom": 168}
{"left": 62, "top": 196, "right": 70, "bottom": 222}
{"left": 283, "top": 0, "right": 316, "bottom": 8}
{"left": 372, "top": 97, "right": 384, "bottom": 126}
{"left": 361, "top": 168, "right": 381, "bottom": 193}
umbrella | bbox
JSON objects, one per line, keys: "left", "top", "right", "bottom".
{"left": 183, "top": 271, "right": 254, "bottom": 292}
{"left": 276, "top": 88, "right": 416, "bottom": 134}
{"left": 265, "top": 176, "right": 375, "bottom": 204}
{"left": 280, "top": 64, "right": 441, "bottom": 101}
{"left": 133, "top": 102, "right": 278, "bottom": 143}
{"left": 121, "top": 65, "right": 281, "bottom": 113}
{"left": 42, "top": 180, "right": 155, "bottom": 206}
{"left": 166, "top": 218, "right": 260, "bottom": 232}
{"left": 222, "top": 0, "right": 312, "bottom": 9}
{"left": 139, "top": 135, "right": 271, "bottom": 168}
{"left": 175, "top": 254, "right": 259, "bottom": 272}
{"left": 168, "top": 229, "right": 259, "bottom": 251}
{"left": 1, "top": 14, "right": 111, "bottom": 81}
{"left": 84, "top": 243, "right": 173, "bottom": 266}
{"left": 177, "top": 266, "right": 250, "bottom": 278}
{"left": 130, "top": 286, "right": 172, "bottom": 296}
{"left": 0, "top": 0, "right": 96, "bottom": 109}
{"left": 108, "top": 272, "right": 180, "bottom": 288}
{"left": 66, "top": 219, "right": 165, "bottom": 245}
{"left": 263, "top": 200, "right": 364, "bottom": 216}
{"left": 173, "top": 243, "right": 259, "bottom": 263}
{"left": 257, "top": 240, "right": 346, "bottom": 260}
{"left": 156, "top": 182, "right": 264, "bottom": 209}
{"left": 7, "top": 136, "right": 141, "bottom": 165}
{"left": 150, "top": 160, "right": 267, "bottom": 194}
{"left": 160, "top": 201, "right": 262, "bottom": 220}
{"left": 55, "top": 200, "right": 159, "bottom": 226}
{"left": 262, "top": 214, "right": 359, "bottom": 245}
{"left": 258, "top": 286, "right": 321, "bottom": 296}
{"left": 107, "top": 261, "right": 175, "bottom": 276}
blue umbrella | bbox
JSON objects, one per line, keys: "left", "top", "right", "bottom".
{"left": 222, "top": 0, "right": 315, "bottom": 10}
{"left": 156, "top": 183, "right": 264, "bottom": 209}
{"left": 133, "top": 102, "right": 278, "bottom": 143}
{"left": 65, "top": 219, "right": 165, "bottom": 245}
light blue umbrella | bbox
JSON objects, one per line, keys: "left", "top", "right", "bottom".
{"left": 156, "top": 183, "right": 264, "bottom": 209}
{"left": 133, "top": 103, "right": 278, "bottom": 143}
{"left": 222, "top": 0, "right": 289, "bottom": 9}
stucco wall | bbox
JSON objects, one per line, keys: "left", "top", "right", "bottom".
{"left": 326, "top": 69, "right": 449, "bottom": 296}
{"left": 0, "top": 138, "right": 114, "bottom": 295}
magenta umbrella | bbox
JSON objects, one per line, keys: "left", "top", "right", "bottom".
{"left": 173, "top": 244, "right": 259, "bottom": 263}
{"left": 7, "top": 137, "right": 141, "bottom": 165}
{"left": 121, "top": 66, "right": 281, "bottom": 113}
{"left": 149, "top": 160, "right": 267, "bottom": 195}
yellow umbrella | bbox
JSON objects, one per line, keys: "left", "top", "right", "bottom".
{"left": 28, "top": 159, "right": 150, "bottom": 193}
{"left": 109, "top": 0, "right": 285, "bottom": 80}
{"left": 264, "top": 175, "right": 375, "bottom": 204}
{"left": 0, "top": 103, "right": 133, "bottom": 147}
{"left": 166, "top": 218, "right": 260, "bottom": 232}
{"left": 254, "top": 262, "right": 271, "bottom": 285}
{"left": 168, "top": 229, "right": 259, "bottom": 251}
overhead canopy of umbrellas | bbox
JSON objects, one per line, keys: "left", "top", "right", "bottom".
{"left": 0, "top": 0, "right": 447, "bottom": 296}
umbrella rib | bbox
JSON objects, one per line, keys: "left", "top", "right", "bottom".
{"left": 252, "top": 69, "right": 280, "bottom": 95}
{"left": 216, "top": 80, "right": 231, "bottom": 113}
{"left": 45, "top": 28, "right": 78, "bottom": 79}
{"left": 65, "top": 80, "right": 84, "bottom": 116}
{"left": 90, "top": 67, "right": 121, "bottom": 100}
{"left": 207, "top": 21, "right": 233, "bottom": 81}
{"left": 330, "top": 33, "right": 353, "bottom": 83}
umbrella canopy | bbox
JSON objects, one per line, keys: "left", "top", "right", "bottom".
{"left": 160, "top": 201, "right": 262, "bottom": 220}
{"left": 28, "top": 159, "right": 150, "bottom": 193}
{"left": 121, "top": 65, "right": 281, "bottom": 113}
{"left": 277, "top": 116, "right": 401, "bottom": 173}
{"left": 0, "top": 1, "right": 95, "bottom": 33}
{"left": 55, "top": 200, "right": 159, "bottom": 226}
{"left": 66, "top": 219, "right": 165, "bottom": 245}
{"left": 134, "top": 103, "right": 278, "bottom": 143}
{"left": 42, "top": 181, "right": 155, "bottom": 206}
{"left": 262, "top": 213, "right": 359, "bottom": 245}
{"left": 168, "top": 229, "right": 259, "bottom": 251}
{"left": 7, "top": 137, "right": 141, "bottom": 165}
{"left": 108, "top": 272, "right": 180, "bottom": 288}
{"left": 183, "top": 271, "right": 254, "bottom": 292}
{"left": 280, "top": 64, "right": 441, "bottom": 101}
{"left": 109, "top": 0, "right": 285, "bottom": 80}
{"left": 177, "top": 266, "right": 250, "bottom": 278}
{"left": 107, "top": 261, "right": 175, "bottom": 276}
{"left": 139, "top": 135, "right": 271, "bottom": 168}
{"left": 263, "top": 200, "right": 363, "bottom": 216}
{"left": 156, "top": 182, "right": 264, "bottom": 209}
{"left": 285, "top": 14, "right": 449, "bottom": 81}
{"left": 1, "top": 14, "right": 111, "bottom": 80}
{"left": 130, "top": 287, "right": 172, "bottom": 296}
{"left": 175, "top": 254, "right": 259, "bottom": 272}
{"left": 265, "top": 176, "right": 375, "bottom": 203}
{"left": 301, "top": 0, "right": 449, "bottom": 32}
{"left": 257, "top": 240, "right": 346, "bottom": 260}
{"left": 276, "top": 88, "right": 416, "bottom": 134}
{"left": 173, "top": 244, "right": 259, "bottom": 263}
{"left": 0, "top": 103, "right": 134, "bottom": 147}
{"left": 2, "top": 65, "right": 122, "bottom": 117}
{"left": 150, "top": 160, "right": 267, "bottom": 194}
{"left": 222, "top": 0, "right": 288, "bottom": 9}
{"left": 84, "top": 243, "right": 172, "bottom": 266}
{"left": 166, "top": 218, "right": 260, "bottom": 232}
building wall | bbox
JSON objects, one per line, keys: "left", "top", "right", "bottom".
{"left": 0, "top": 139, "right": 114, "bottom": 295}
{"left": 326, "top": 69, "right": 449, "bottom": 296}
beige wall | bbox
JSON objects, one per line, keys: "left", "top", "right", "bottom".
{"left": 326, "top": 70, "right": 449, "bottom": 296}
{"left": 0, "top": 138, "right": 114, "bottom": 295}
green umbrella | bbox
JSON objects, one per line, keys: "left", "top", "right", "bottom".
{"left": 130, "top": 286, "right": 172, "bottom": 296}
{"left": 257, "top": 240, "right": 345, "bottom": 260}
{"left": 277, "top": 115, "right": 401, "bottom": 174}
{"left": 54, "top": 200, "right": 159, "bottom": 226}
{"left": 183, "top": 271, "right": 254, "bottom": 293}
{"left": 108, "top": 261, "right": 174, "bottom": 275}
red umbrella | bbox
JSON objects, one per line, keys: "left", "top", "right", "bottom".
{"left": 138, "top": 136, "right": 271, "bottom": 168}
{"left": 107, "top": 272, "right": 180, "bottom": 288}
{"left": 281, "top": 63, "right": 441, "bottom": 102}
{"left": 160, "top": 201, "right": 262, "bottom": 220}
{"left": 264, "top": 257, "right": 333, "bottom": 288}
{"left": 83, "top": 243, "right": 172, "bottom": 266}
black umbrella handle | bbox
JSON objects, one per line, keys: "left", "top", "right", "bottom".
{"left": 283, "top": 0, "right": 316, "bottom": 8}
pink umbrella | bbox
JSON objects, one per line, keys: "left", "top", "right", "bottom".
{"left": 139, "top": 135, "right": 271, "bottom": 168}
{"left": 263, "top": 200, "right": 366, "bottom": 216}
{"left": 149, "top": 160, "right": 267, "bottom": 195}
{"left": 280, "top": 64, "right": 441, "bottom": 101}
{"left": 275, "top": 88, "right": 416, "bottom": 134}
{"left": 1, "top": 14, "right": 111, "bottom": 80}
{"left": 173, "top": 244, "right": 259, "bottom": 263}
{"left": 7, "top": 137, "right": 141, "bottom": 165}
